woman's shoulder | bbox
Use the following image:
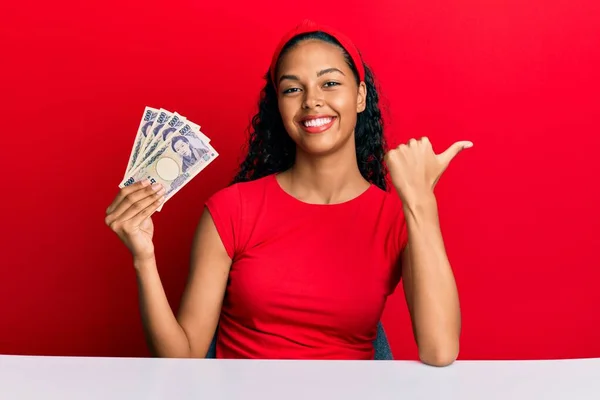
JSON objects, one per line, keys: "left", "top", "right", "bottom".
{"left": 203, "top": 175, "right": 276, "bottom": 259}
{"left": 368, "top": 184, "right": 405, "bottom": 213}
{"left": 206, "top": 174, "right": 274, "bottom": 206}
{"left": 368, "top": 184, "right": 409, "bottom": 260}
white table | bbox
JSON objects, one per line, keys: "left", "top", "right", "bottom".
{"left": 0, "top": 355, "right": 598, "bottom": 399}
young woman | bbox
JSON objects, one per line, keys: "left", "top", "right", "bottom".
{"left": 105, "top": 20, "right": 471, "bottom": 366}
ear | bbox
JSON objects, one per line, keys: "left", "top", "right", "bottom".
{"left": 356, "top": 81, "right": 367, "bottom": 113}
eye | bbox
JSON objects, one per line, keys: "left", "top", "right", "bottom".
{"left": 282, "top": 87, "right": 301, "bottom": 94}
{"left": 323, "top": 81, "right": 341, "bottom": 88}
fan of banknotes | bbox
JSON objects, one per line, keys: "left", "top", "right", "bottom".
{"left": 119, "top": 106, "right": 219, "bottom": 212}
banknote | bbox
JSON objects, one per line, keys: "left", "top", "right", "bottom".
{"left": 155, "top": 133, "right": 217, "bottom": 212}
{"left": 140, "top": 108, "right": 175, "bottom": 155}
{"left": 135, "top": 111, "right": 186, "bottom": 172}
{"left": 153, "top": 115, "right": 210, "bottom": 144}
{"left": 124, "top": 106, "right": 159, "bottom": 176}
{"left": 120, "top": 117, "right": 218, "bottom": 211}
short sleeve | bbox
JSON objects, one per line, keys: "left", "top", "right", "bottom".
{"left": 395, "top": 212, "right": 409, "bottom": 258}
{"left": 385, "top": 194, "right": 409, "bottom": 295}
{"left": 388, "top": 215, "right": 408, "bottom": 294}
{"left": 204, "top": 184, "right": 242, "bottom": 260}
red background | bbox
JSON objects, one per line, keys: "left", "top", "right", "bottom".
{"left": 1, "top": 0, "right": 599, "bottom": 360}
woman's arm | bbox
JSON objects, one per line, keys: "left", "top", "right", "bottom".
{"left": 384, "top": 136, "right": 471, "bottom": 367}
{"left": 401, "top": 195, "right": 461, "bottom": 367}
{"left": 136, "top": 208, "right": 231, "bottom": 358}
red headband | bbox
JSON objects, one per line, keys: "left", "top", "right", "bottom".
{"left": 269, "top": 20, "right": 365, "bottom": 87}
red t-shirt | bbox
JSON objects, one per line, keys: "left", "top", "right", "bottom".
{"left": 204, "top": 174, "right": 408, "bottom": 359}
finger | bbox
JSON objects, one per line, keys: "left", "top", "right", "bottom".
{"left": 106, "top": 183, "right": 163, "bottom": 225}
{"left": 117, "top": 186, "right": 166, "bottom": 224}
{"left": 126, "top": 194, "right": 166, "bottom": 227}
{"left": 437, "top": 141, "right": 473, "bottom": 167}
{"left": 106, "top": 179, "right": 151, "bottom": 215}
{"left": 384, "top": 145, "right": 401, "bottom": 159}
{"left": 408, "top": 138, "right": 418, "bottom": 147}
{"left": 109, "top": 183, "right": 164, "bottom": 223}
{"left": 419, "top": 136, "right": 432, "bottom": 151}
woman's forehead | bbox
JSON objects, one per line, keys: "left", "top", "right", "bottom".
{"left": 278, "top": 40, "right": 348, "bottom": 73}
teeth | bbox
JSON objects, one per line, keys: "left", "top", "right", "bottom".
{"left": 303, "top": 117, "right": 332, "bottom": 127}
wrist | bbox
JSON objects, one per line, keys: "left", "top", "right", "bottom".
{"left": 400, "top": 191, "right": 439, "bottom": 221}
{"left": 396, "top": 186, "right": 436, "bottom": 210}
{"left": 133, "top": 254, "right": 157, "bottom": 273}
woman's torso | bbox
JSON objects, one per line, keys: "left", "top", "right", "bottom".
{"left": 205, "top": 174, "right": 408, "bottom": 359}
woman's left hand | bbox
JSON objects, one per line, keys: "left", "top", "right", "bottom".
{"left": 384, "top": 137, "right": 473, "bottom": 206}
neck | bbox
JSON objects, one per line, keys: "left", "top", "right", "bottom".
{"left": 280, "top": 141, "right": 370, "bottom": 204}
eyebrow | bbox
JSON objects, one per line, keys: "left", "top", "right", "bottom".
{"left": 279, "top": 67, "right": 345, "bottom": 83}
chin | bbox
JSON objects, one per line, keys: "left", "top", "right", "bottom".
{"left": 296, "top": 134, "right": 349, "bottom": 156}
{"left": 300, "top": 144, "right": 338, "bottom": 156}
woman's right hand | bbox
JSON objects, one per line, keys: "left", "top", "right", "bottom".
{"left": 105, "top": 179, "right": 166, "bottom": 262}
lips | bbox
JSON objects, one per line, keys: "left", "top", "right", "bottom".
{"left": 299, "top": 115, "right": 337, "bottom": 134}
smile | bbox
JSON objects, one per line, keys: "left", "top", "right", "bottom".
{"left": 303, "top": 117, "right": 333, "bottom": 127}
{"left": 299, "top": 116, "right": 337, "bottom": 134}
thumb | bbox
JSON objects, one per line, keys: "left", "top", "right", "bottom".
{"left": 437, "top": 140, "right": 473, "bottom": 167}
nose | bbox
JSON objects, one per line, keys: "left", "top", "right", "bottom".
{"left": 302, "top": 86, "right": 324, "bottom": 110}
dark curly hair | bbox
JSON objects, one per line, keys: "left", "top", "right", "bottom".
{"left": 231, "top": 31, "right": 389, "bottom": 191}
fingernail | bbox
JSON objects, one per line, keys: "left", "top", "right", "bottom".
{"left": 151, "top": 183, "right": 162, "bottom": 191}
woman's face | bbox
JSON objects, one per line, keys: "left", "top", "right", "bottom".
{"left": 276, "top": 39, "right": 367, "bottom": 157}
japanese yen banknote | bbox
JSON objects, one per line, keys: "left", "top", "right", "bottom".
{"left": 120, "top": 106, "right": 219, "bottom": 211}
